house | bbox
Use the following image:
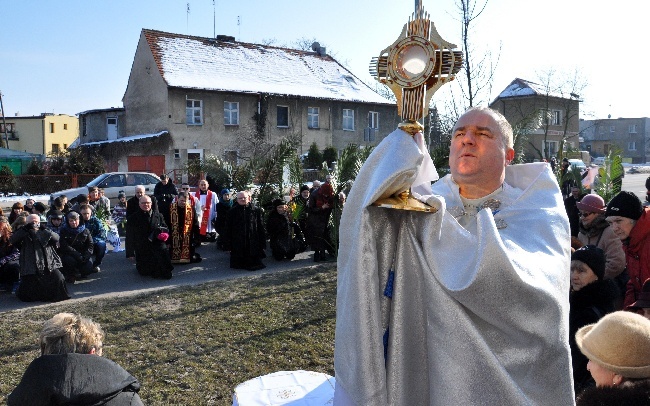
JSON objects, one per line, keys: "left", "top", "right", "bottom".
{"left": 0, "top": 113, "right": 78, "bottom": 156}
{"left": 579, "top": 117, "right": 650, "bottom": 164}
{"left": 78, "top": 29, "right": 397, "bottom": 176}
{"left": 489, "top": 78, "right": 580, "bottom": 161}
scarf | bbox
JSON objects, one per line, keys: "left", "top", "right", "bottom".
{"left": 195, "top": 190, "right": 213, "bottom": 235}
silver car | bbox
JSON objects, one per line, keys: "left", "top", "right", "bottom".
{"left": 49, "top": 172, "right": 160, "bottom": 207}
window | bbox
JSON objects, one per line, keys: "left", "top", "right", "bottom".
{"left": 82, "top": 117, "right": 87, "bottom": 137}
{"left": 63, "top": 144, "right": 67, "bottom": 149}
{"left": 343, "top": 109, "right": 355, "bottom": 131}
{"left": 186, "top": 99, "right": 203, "bottom": 125}
{"left": 599, "top": 126, "right": 604, "bottom": 134}
{"left": 0, "top": 123, "right": 14, "bottom": 133}
{"left": 224, "top": 101, "right": 239, "bottom": 126}
{"left": 551, "top": 110, "right": 561, "bottom": 126}
{"left": 49, "top": 123, "right": 55, "bottom": 133}
{"left": 543, "top": 140, "right": 558, "bottom": 159}
{"left": 174, "top": 149, "right": 181, "bottom": 159}
{"left": 629, "top": 124, "right": 637, "bottom": 133}
{"left": 63, "top": 123, "right": 68, "bottom": 130}
{"left": 368, "top": 111, "right": 379, "bottom": 129}
{"left": 628, "top": 142, "right": 636, "bottom": 151}
{"left": 51, "top": 144, "right": 60, "bottom": 153}
{"left": 224, "top": 150, "right": 238, "bottom": 165}
{"left": 308, "top": 107, "right": 319, "bottom": 129}
{"left": 610, "top": 126, "right": 615, "bottom": 133}
{"left": 277, "top": 106, "right": 289, "bottom": 128}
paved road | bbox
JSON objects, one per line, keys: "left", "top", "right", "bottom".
{"left": 0, "top": 241, "right": 323, "bottom": 313}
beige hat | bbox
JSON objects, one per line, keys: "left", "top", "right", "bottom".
{"left": 576, "top": 311, "right": 650, "bottom": 378}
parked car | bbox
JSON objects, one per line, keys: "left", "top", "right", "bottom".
{"left": 568, "top": 159, "right": 587, "bottom": 171}
{"left": 49, "top": 172, "right": 160, "bottom": 207}
{"left": 592, "top": 156, "right": 606, "bottom": 165}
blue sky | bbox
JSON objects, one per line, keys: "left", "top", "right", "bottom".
{"left": 1, "top": 0, "right": 649, "bottom": 120}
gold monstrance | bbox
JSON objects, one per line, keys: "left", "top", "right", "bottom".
{"left": 369, "top": 3, "right": 462, "bottom": 212}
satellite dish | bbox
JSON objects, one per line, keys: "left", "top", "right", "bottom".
{"left": 311, "top": 42, "right": 321, "bottom": 52}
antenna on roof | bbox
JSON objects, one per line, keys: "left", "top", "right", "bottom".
{"left": 238, "top": 16, "right": 241, "bottom": 40}
{"left": 186, "top": 2, "right": 190, "bottom": 34}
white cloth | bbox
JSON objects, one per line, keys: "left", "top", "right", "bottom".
{"left": 233, "top": 370, "right": 335, "bottom": 406}
{"left": 196, "top": 190, "right": 217, "bottom": 233}
{"left": 334, "top": 128, "right": 574, "bottom": 405}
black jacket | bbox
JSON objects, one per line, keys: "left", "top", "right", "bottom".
{"left": 576, "top": 380, "right": 650, "bottom": 406}
{"left": 8, "top": 353, "right": 143, "bottom": 406}
{"left": 224, "top": 203, "right": 266, "bottom": 259}
{"left": 57, "top": 224, "right": 94, "bottom": 262}
{"left": 9, "top": 226, "right": 62, "bottom": 277}
{"left": 570, "top": 280, "right": 618, "bottom": 393}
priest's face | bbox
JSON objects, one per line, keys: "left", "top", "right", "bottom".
{"left": 178, "top": 196, "right": 187, "bottom": 207}
{"left": 449, "top": 109, "right": 514, "bottom": 198}
{"left": 199, "top": 181, "right": 208, "bottom": 191}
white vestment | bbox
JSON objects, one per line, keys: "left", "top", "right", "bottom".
{"left": 334, "top": 129, "right": 574, "bottom": 405}
{"left": 196, "top": 190, "right": 218, "bottom": 234}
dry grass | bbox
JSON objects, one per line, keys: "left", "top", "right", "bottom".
{"left": 0, "top": 263, "right": 337, "bottom": 405}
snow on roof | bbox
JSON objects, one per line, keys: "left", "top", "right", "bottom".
{"left": 78, "top": 131, "right": 167, "bottom": 147}
{"left": 143, "top": 29, "right": 392, "bottom": 105}
{"left": 495, "top": 78, "right": 566, "bottom": 100}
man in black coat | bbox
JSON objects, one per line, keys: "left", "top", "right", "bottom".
{"left": 565, "top": 186, "right": 584, "bottom": 237}
{"left": 153, "top": 173, "right": 178, "bottom": 226}
{"left": 125, "top": 185, "right": 158, "bottom": 259}
{"left": 127, "top": 195, "right": 173, "bottom": 279}
{"left": 224, "top": 191, "right": 266, "bottom": 271}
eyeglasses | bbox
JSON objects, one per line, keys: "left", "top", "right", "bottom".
{"left": 579, "top": 212, "right": 595, "bottom": 217}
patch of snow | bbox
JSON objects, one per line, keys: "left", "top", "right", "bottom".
{"left": 78, "top": 131, "right": 167, "bottom": 147}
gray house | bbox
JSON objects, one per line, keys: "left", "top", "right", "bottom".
{"left": 78, "top": 29, "right": 397, "bottom": 177}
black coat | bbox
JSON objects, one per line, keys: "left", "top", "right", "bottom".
{"left": 125, "top": 195, "right": 158, "bottom": 258}
{"left": 9, "top": 226, "right": 62, "bottom": 277}
{"left": 570, "top": 279, "right": 617, "bottom": 393}
{"left": 576, "top": 380, "right": 650, "bottom": 406}
{"left": 8, "top": 353, "right": 143, "bottom": 406}
{"left": 57, "top": 225, "right": 94, "bottom": 263}
{"left": 266, "top": 210, "right": 302, "bottom": 259}
{"left": 128, "top": 209, "right": 173, "bottom": 278}
{"left": 224, "top": 203, "right": 266, "bottom": 269}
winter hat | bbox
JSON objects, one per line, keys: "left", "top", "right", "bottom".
{"left": 576, "top": 194, "right": 606, "bottom": 214}
{"left": 67, "top": 211, "right": 80, "bottom": 221}
{"left": 576, "top": 311, "right": 650, "bottom": 378}
{"left": 571, "top": 245, "right": 606, "bottom": 280}
{"left": 630, "top": 279, "right": 650, "bottom": 310}
{"left": 33, "top": 202, "right": 47, "bottom": 213}
{"left": 221, "top": 189, "right": 231, "bottom": 196}
{"left": 605, "top": 191, "right": 643, "bottom": 220}
{"left": 300, "top": 185, "right": 310, "bottom": 193}
{"left": 118, "top": 191, "right": 126, "bottom": 199}
{"left": 49, "top": 210, "right": 64, "bottom": 220}
{"left": 272, "top": 198, "right": 286, "bottom": 207}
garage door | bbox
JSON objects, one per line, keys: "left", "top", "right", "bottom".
{"left": 127, "top": 155, "right": 165, "bottom": 175}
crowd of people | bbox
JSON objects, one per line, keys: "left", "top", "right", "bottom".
{"left": 0, "top": 172, "right": 344, "bottom": 301}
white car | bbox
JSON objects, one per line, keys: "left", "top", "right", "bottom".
{"left": 592, "top": 157, "right": 606, "bottom": 165}
{"left": 49, "top": 172, "right": 160, "bottom": 207}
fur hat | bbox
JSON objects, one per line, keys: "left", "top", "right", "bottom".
{"left": 605, "top": 191, "right": 643, "bottom": 220}
{"left": 300, "top": 184, "right": 310, "bottom": 193}
{"left": 630, "top": 279, "right": 650, "bottom": 310}
{"left": 576, "top": 311, "right": 650, "bottom": 378}
{"left": 577, "top": 194, "right": 606, "bottom": 214}
{"left": 571, "top": 245, "right": 606, "bottom": 280}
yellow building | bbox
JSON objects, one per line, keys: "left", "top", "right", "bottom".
{"left": 0, "top": 113, "right": 79, "bottom": 155}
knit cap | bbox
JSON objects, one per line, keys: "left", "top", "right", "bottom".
{"left": 571, "top": 245, "right": 605, "bottom": 280}
{"left": 605, "top": 191, "right": 643, "bottom": 220}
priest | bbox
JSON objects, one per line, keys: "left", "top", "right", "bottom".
{"left": 195, "top": 179, "right": 218, "bottom": 242}
{"left": 334, "top": 107, "right": 574, "bottom": 405}
{"left": 168, "top": 191, "right": 201, "bottom": 264}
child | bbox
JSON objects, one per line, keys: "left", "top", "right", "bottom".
{"left": 112, "top": 191, "right": 128, "bottom": 237}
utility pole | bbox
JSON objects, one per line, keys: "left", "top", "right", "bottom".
{"left": 213, "top": 0, "right": 216, "bottom": 38}
{"left": 0, "top": 91, "right": 9, "bottom": 149}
